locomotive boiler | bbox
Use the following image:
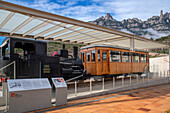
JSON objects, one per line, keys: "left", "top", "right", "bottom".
{"left": 0, "top": 37, "right": 84, "bottom": 80}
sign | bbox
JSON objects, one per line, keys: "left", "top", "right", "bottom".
{"left": 52, "top": 77, "right": 67, "bottom": 88}
{"left": 43, "top": 65, "right": 51, "bottom": 73}
{"left": 7, "top": 78, "right": 51, "bottom": 92}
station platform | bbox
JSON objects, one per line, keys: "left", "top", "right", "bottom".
{"left": 28, "top": 84, "right": 170, "bottom": 113}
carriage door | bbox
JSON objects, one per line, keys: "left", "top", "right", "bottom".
{"left": 102, "top": 50, "right": 109, "bottom": 74}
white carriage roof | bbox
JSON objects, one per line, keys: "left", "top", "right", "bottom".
{"left": 0, "top": 1, "right": 169, "bottom": 49}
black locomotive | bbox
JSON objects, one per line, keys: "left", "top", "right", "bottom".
{"left": 0, "top": 37, "right": 85, "bottom": 80}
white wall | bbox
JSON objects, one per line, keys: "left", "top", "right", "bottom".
{"left": 149, "top": 55, "right": 169, "bottom": 72}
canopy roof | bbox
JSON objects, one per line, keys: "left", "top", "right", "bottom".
{"left": 0, "top": 1, "right": 169, "bottom": 49}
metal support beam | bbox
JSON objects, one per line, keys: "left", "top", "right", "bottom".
{"left": 53, "top": 28, "right": 86, "bottom": 40}
{"left": 23, "top": 20, "right": 52, "bottom": 37}
{"left": 84, "top": 36, "right": 125, "bottom": 44}
{"left": 0, "top": 0, "right": 168, "bottom": 48}
{"left": 44, "top": 25, "right": 80, "bottom": 39}
{"left": 0, "top": 12, "right": 14, "bottom": 29}
{"left": 10, "top": 17, "right": 34, "bottom": 35}
{"left": 34, "top": 23, "right": 67, "bottom": 38}
{"left": 62, "top": 30, "right": 99, "bottom": 41}
{"left": 130, "top": 37, "right": 135, "bottom": 52}
{"left": 70, "top": 33, "right": 114, "bottom": 43}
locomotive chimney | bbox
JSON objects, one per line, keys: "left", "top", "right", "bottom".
{"left": 63, "top": 44, "right": 65, "bottom": 49}
{"left": 59, "top": 44, "right": 68, "bottom": 58}
{"left": 73, "top": 46, "right": 78, "bottom": 59}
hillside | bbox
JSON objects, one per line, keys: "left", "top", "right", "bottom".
{"left": 47, "top": 42, "right": 84, "bottom": 56}
{"left": 155, "top": 35, "right": 170, "bottom": 45}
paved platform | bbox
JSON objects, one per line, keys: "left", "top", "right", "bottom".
{"left": 28, "top": 84, "right": 170, "bottom": 113}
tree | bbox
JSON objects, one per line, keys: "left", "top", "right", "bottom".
{"left": 150, "top": 37, "right": 154, "bottom": 40}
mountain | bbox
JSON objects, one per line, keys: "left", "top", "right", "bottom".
{"left": 89, "top": 10, "right": 170, "bottom": 39}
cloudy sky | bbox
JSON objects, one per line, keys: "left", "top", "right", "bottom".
{"left": 0, "top": 0, "right": 170, "bottom": 44}
{"left": 3, "top": 0, "right": 170, "bottom": 21}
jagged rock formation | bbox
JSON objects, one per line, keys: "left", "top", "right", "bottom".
{"left": 89, "top": 10, "right": 170, "bottom": 39}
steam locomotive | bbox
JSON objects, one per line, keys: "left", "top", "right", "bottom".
{"left": 0, "top": 37, "right": 85, "bottom": 80}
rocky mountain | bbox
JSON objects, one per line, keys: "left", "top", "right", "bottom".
{"left": 89, "top": 10, "right": 170, "bottom": 39}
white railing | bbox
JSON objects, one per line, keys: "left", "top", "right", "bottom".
{"left": 67, "top": 71, "right": 170, "bottom": 98}
{"left": 0, "top": 61, "right": 16, "bottom": 79}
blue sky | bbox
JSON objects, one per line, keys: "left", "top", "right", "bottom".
{"left": 3, "top": 0, "right": 170, "bottom": 21}
{"left": 0, "top": 0, "right": 170, "bottom": 44}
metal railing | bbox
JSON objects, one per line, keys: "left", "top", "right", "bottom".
{"left": 67, "top": 71, "right": 170, "bottom": 97}
{"left": 0, "top": 61, "right": 16, "bottom": 79}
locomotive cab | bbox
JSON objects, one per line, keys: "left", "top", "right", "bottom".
{"left": 0, "top": 37, "right": 84, "bottom": 80}
{"left": 0, "top": 37, "right": 60, "bottom": 79}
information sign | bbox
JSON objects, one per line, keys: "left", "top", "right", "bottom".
{"left": 7, "top": 78, "right": 51, "bottom": 92}
{"left": 52, "top": 77, "right": 67, "bottom": 88}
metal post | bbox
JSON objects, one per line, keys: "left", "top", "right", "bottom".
{"left": 90, "top": 79, "right": 92, "bottom": 93}
{"left": 169, "top": 47, "right": 170, "bottom": 74}
{"left": 147, "top": 73, "right": 149, "bottom": 87}
{"left": 39, "top": 61, "right": 41, "bottom": 78}
{"left": 160, "top": 72, "right": 162, "bottom": 79}
{"left": 5, "top": 88, "right": 8, "bottom": 111}
{"left": 137, "top": 75, "right": 138, "bottom": 84}
{"left": 167, "top": 71, "right": 169, "bottom": 78}
{"left": 113, "top": 77, "right": 115, "bottom": 89}
{"left": 102, "top": 78, "right": 104, "bottom": 90}
{"left": 14, "top": 61, "right": 16, "bottom": 79}
{"left": 122, "top": 77, "right": 124, "bottom": 87}
{"left": 75, "top": 81, "right": 77, "bottom": 96}
{"left": 142, "top": 76, "right": 144, "bottom": 83}
{"left": 130, "top": 37, "right": 135, "bottom": 52}
{"left": 130, "top": 75, "right": 132, "bottom": 85}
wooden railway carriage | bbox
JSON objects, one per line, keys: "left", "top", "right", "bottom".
{"left": 80, "top": 45, "right": 149, "bottom": 76}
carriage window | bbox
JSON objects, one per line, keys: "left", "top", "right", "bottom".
{"left": 98, "top": 50, "right": 100, "bottom": 62}
{"left": 141, "top": 54, "right": 147, "bottom": 63}
{"left": 122, "top": 52, "right": 131, "bottom": 62}
{"left": 87, "top": 52, "right": 90, "bottom": 62}
{"left": 110, "top": 51, "right": 121, "bottom": 62}
{"left": 102, "top": 52, "right": 107, "bottom": 61}
{"left": 132, "top": 53, "right": 139, "bottom": 62}
{"left": 81, "top": 52, "right": 85, "bottom": 62}
{"left": 91, "top": 50, "right": 95, "bottom": 62}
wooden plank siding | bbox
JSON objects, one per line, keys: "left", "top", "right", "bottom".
{"left": 80, "top": 46, "right": 149, "bottom": 76}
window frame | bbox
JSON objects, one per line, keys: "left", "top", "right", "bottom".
{"left": 110, "top": 50, "right": 121, "bottom": 62}
{"left": 86, "top": 52, "right": 90, "bottom": 62}
{"left": 98, "top": 50, "right": 100, "bottom": 62}
{"left": 122, "top": 52, "right": 131, "bottom": 62}
{"left": 132, "top": 53, "right": 139, "bottom": 63}
{"left": 91, "top": 50, "right": 95, "bottom": 62}
{"left": 141, "top": 54, "right": 147, "bottom": 63}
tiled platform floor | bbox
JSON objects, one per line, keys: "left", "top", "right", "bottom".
{"left": 29, "top": 84, "right": 170, "bottom": 113}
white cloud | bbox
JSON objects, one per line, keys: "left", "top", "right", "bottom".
{"left": 142, "top": 28, "right": 170, "bottom": 39}
{"left": 120, "top": 29, "right": 134, "bottom": 35}
{"left": 3, "top": 0, "right": 170, "bottom": 21}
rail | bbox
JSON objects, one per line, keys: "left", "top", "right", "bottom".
{"left": 144, "top": 64, "right": 149, "bottom": 72}
{"left": 66, "top": 74, "right": 83, "bottom": 83}
{"left": 0, "top": 61, "right": 16, "bottom": 79}
{"left": 67, "top": 71, "right": 170, "bottom": 97}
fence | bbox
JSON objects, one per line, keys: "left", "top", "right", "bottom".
{"left": 0, "top": 61, "right": 16, "bottom": 108}
{"left": 66, "top": 71, "right": 170, "bottom": 99}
